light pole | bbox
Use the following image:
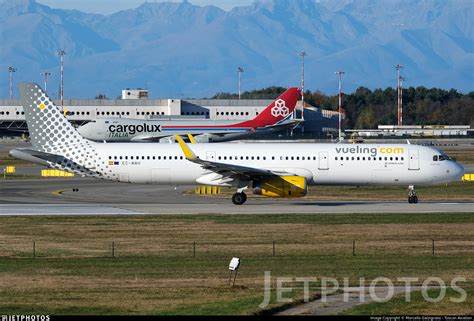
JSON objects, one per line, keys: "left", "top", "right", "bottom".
{"left": 40, "top": 72, "right": 51, "bottom": 94}
{"left": 335, "top": 71, "right": 345, "bottom": 142}
{"left": 395, "top": 64, "right": 404, "bottom": 126}
{"left": 8, "top": 66, "right": 17, "bottom": 99}
{"left": 237, "top": 66, "right": 243, "bottom": 100}
{"left": 58, "top": 50, "right": 67, "bottom": 110}
{"left": 298, "top": 50, "right": 306, "bottom": 120}
{"left": 399, "top": 75, "right": 405, "bottom": 126}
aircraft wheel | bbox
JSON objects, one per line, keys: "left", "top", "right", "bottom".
{"left": 413, "top": 196, "right": 418, "bottom": 204}
{"left": 232, "top": 192, "right": 247, "bottom": 205}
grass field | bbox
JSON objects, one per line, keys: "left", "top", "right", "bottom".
{"left": 0, "top": 213, "right": 472, "bottom": 315}
{"left": 343, "top": 288, "right": 474, "bottom": 315}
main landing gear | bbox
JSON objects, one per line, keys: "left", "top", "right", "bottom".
{"left": 232, "top": 192, "right": 247, "bottom": 205}
{"left": 408, "top": 185, "right": 418, "bottom": 204}
{"left": 232, "top": 186, "right": 248, "bottom": 205}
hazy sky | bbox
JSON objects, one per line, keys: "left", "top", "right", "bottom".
{"left": 37, "top": 0, "right": 255, "bottom": 14}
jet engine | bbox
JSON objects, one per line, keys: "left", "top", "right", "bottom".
{"left": 253, "top": 176, "right": 307, "bottom": 198}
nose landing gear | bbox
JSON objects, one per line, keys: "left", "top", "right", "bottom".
{"left": 408, "top": 185, "right": 418, "bottom": 204}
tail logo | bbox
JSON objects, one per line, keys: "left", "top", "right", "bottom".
{"left": 271, "top": 99, "right": 290, "bottom": 117}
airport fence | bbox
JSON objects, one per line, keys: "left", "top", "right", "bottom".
{"left": 0, "top": 239, "right": 472, "bottom": 259}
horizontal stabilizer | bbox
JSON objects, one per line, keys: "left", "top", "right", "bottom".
{"left": 9, "top": 148, "right": 62, "bottom": 166}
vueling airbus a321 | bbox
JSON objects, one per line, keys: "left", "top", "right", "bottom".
{"left": 11, "top": 83, "right": 464, "bottom": 205}
{"left": 76, "top": 88, "right": 301, "bottom": 143}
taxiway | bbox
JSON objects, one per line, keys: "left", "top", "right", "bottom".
{"left": 1, "top": 178, "right": 473, "bottom": 215}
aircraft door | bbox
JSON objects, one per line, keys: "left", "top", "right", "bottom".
{"left": 318, "top": 152, "right": 329, "bottom": 170}
{"left": 408, "top": 149, "right": 420, "bottom": 170}
{"left": 206, "top": 151, "right": 216, "bottom": 162}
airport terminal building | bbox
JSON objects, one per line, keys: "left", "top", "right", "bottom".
{"left": 0, "top": 97, "right": 341, "bottom": 138}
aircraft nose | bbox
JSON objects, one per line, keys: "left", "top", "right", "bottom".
{"left": 76, "top": 123, "right": 90, "bottom": 137}
{"left": 451, "top": 162, "right": 465, "bottom": 181}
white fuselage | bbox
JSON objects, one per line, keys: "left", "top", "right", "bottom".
{"left": 94, "top": 143, "right": 464, "bottom": 186}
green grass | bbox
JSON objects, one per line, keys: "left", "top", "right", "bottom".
{"left": 343, "top": 286, "right": 474, "bottom": 315}
{"left": 0, "top": 255, "right": 472, "bottom": 315}
{"left": 2, "top": 212, "right": 474, "bottom": 226}
{"left": 152, "top": 212, "right": 474, "bottom": 225}
{"left": 0, "top": 214, "right": 472, "bottom": 315}
{"left": 1, "top": 174, "right": 49, "bottom": 180}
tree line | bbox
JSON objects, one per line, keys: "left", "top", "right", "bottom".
{"left": 212, "top": 86, "right": 474, "bottom": 128}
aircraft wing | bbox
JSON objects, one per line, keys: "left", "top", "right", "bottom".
{"left": 130, "top": 133, "right": 203, "bottom": 143}
{"left": 265, "top": 118, "right": 302, "bottom": 130}
{"left": 175, "top": 136, "right": 292, "bottom": 180}
{"left": 130, "top": 134, "right": 161, "bottom": 142}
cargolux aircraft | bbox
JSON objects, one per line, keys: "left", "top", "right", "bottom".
{"left": 11, "top": 83, "right": 464, "bottom": 205}
{"left": 76, "top": 88, "right": 301, "bottom": 143}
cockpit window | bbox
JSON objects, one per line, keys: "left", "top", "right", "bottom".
{"left": 439, "top": 155, "right": 450, "bottom": 161}
{"left": 433, "top": 154, "right": 450, "bottom": 161}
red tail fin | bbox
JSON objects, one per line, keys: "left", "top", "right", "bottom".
{"left": 230, "top": 88, "right": 301, "bottom": 128}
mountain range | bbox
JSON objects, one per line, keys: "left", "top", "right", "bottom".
{"left": 0, "top": 0, "right": 472, "bottom": 99}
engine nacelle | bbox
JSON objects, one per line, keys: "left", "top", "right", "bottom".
{"left": 254, "top": 176, "right": 307, "bottom": 198}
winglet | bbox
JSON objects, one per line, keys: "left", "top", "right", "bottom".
{"left": 187, "top": 134, "right": 197, "bottom": 144}
{"left": 175, "top": 135, "right": 197, "bottom": 159}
